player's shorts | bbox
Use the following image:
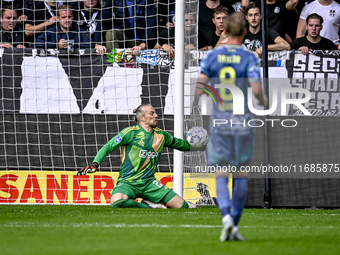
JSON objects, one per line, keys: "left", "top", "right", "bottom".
{"left": 207, "top": 132, "right": 255, "bottom": 169}
{"left": 111, "top": 178, "right": 176, "bottom": 204}
{"left": 207, "top": 113, "right": 255, "bottom": 169}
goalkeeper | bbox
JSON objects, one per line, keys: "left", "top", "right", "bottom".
{"left": 78, "top": 104, "right": 196, "bottom": 209}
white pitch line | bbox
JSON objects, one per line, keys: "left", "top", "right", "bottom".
{"left": 1, "top": 223, "right": 221, "bottom": 228}
{"left": 1, "top": 223, "right": 339, "bottom": 229}
{"left": 244, "top": 212, "right": 340, "bottom": 216}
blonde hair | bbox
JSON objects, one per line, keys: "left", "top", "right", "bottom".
{"left": 223, "top": 12, "right": 246, "bottom": 37}
{"left": 57, "top": 5, "right": 72, "bottom": 17}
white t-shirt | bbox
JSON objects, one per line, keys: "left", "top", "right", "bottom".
{"left": 300, "top": 0, "right": 340, "bottom": 45}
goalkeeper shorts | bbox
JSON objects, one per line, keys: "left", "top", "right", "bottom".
{"left": 111, "top": 178, "right": 176, "bottom": 204}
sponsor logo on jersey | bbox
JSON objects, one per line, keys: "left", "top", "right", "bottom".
{"left": 139, "top": 150, "right": 159, "bottom": 159}
{"left": 115, "top": 136, "right": 122, "bottom": 143}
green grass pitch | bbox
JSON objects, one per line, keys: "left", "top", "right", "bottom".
{"left": 1, "top": 205, "right": 339, "bottom": 255}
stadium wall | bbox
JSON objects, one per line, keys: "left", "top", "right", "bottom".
{"left": 0, "top": 171, "right": 214, "bottom": 204}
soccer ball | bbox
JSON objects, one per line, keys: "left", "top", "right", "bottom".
{"left": 186, "top": 126, "right": 209, "bottom": 149}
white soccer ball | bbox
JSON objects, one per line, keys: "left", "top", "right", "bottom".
{"left": 186, "top": 126, "right": 209, "bottom": 149}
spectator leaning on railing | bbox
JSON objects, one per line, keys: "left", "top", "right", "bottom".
{"left": 0, "top": 5, "right": 26, "bottom": 48}
{"left": 34, "top": 5, "right": 106, "bottom": 55}
{"left": 155, "top": 0, "right": 175, "bottom": 36}
{"left": 296, "top": 0, "right": 340, "bottom": 49}
{"left": 75, "top": 0, "right": 106, "bottom": 49}
{"left": 102, "top": 0, "right": 157, "bottom": 54}
{"left": 25, "top": 0, "right": 60, "bottom": 43}
{"left": 154, "top": 12, "right": 208, "bottom": 59}
{"left": 291, "top": 13, "right": 337, "bottom": 55}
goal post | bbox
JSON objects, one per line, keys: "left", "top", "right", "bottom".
{"left": 173, "top": 1, "right": 216, "bottom": 205}
{"left": 173, "top": 0, "right": 185, "bottom": 198}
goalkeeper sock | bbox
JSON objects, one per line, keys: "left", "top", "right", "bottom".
{"left": 111, "top": 199, "right": 150, "bottom": 208}
{"left": 180, "top": 201, "right": 189, "bottom": 209}
{"left": 216, "top": 177, "right": 230, "bottom": 217}
{"left": 231, "top": 178, "right": 248, "bottom": 226}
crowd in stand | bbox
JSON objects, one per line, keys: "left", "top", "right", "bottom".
{"left": 200, "top": 0, "right": 340, "bottom": 55}
{"left": 0, "top": 0, "right": 339, "bottom": 56}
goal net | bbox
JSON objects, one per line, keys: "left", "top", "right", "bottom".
{"left": 2, "top": 1, "right": 340, "bottom": 208}
{"left": 0, "top": 0, "right": 216, "bottom": 205}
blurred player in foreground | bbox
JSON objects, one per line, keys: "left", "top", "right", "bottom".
{"left": 196, "top": 12, "right": 267, "bottom": 241}
{"left": 78, "top": 104, "right": 196, "bottom": 209}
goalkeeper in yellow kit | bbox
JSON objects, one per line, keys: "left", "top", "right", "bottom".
{"left": 77, "top": 104, "right": 196, "bottom": 209}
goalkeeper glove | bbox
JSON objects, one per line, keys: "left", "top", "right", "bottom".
{"left": 77, "top": 162, "right": 99, "bottom": 176}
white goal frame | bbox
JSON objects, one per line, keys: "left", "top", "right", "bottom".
{"left": 173, "top": 0, "right": 186, "bottom": 197}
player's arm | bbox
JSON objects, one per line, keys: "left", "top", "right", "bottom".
{"left": 92, "top": 129, "right": 133, "bottom": 165}
{"left": 164, "top": 132, "right": 191, "bottom": 151}
{"left": 196, "top": 73, "right": 210, "bottom": 96}
{"left": 248, "top": 53, "right": 268, "bottom": 106}
{"left": 214, "top": 31, "right": 229, "bottom": 48}
{"left": 92, "top": 140, "right": 118, "bottom": 166}
{"left": 251, "top": 81, "right": 267, "bottom": 106}
{"left": 77, "top": 136, "right": 122, "bottom": 176}
{"left": 77, "top": 128, "right": 133, "bottom": 176}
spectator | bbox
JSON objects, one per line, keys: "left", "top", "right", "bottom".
{"left": 266, "top": 0, "right": 298, "bottom": 43}
{"left": 1, "top": 0, "right": 29, "bottom": 23}
{"left": 241, "top": 0, "right": 298, "bottom": 43}
{"left": 154, "top": 0, "right": 175, "bottom": 35}
{"left": 296, "top": 0, "right": 340, "bottom": 47}
{"left": 154, "top": 13, "right": 208, "bottom": 59}
{"left": 199, "top": 0, "right": 234, "bottom": 37}
{"left": 35, "top": 5, "right": 106, "bottom": 55}
{"left": 285, "top": 0, "right": 312, "bottom": 42}
{"left": 0, "top": 5, "right": 26, "bottom": 48}
{"left": 25, "top": 1, "right": 60, "bottom": 43}
{"left": 207, "top": 6, "right": 229, "bottom": 48}
{"left": 291, "top": 13, "right": 337, "bottom": 54}
{"left": 102, "top": 0, "right": 157, "bottom": 53}
{"left": 76, "top": 0, "right": 105, "bottom": 46}
{"left": 244, "top": 2, "right": 290, "bottom": 57}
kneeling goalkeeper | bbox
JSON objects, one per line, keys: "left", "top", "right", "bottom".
{"left": 78, "top": 104, "right": 196, "bottom": 209}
